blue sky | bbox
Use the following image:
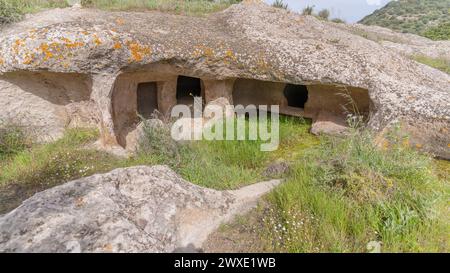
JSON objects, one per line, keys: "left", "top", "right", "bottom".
{"left": 264, "top": 0, "right": 393, "bottom": 23}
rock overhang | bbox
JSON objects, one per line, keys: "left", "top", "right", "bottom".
{"left": 0, "top": 1, "right": 448, "bottom": 158}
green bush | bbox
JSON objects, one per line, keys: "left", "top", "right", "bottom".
{"left": 423, "top": 22, "right": 450, "bottom": 40}
{"left": 0, "top": 123, "right": 29, "bottom": 159}
{"left": 0, "top": 0, "right": 22, "bottom": 24}
{"left": 318, "top": 9, "right": 330, "bottom": 20}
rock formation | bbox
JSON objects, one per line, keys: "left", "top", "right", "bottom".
{"left": 0, "top": 165, "right": 281, "bottom": 253}
{"left": 0, "top": 1, "right": 448, "bottom": 158}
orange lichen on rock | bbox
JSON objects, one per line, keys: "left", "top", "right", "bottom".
{"left": 0, "top": 57, "right": 4, "bottom": 65}
{"left": 39, "top": 43, "right": 54, "bottom": 61}
{"left": 127, "top": 41, "right": 151, "bottom": 62}
{"left": 23, "top": 52, "right": 35, "bottom": 65}
{"left": 113, "top": 42, "right": 122, "bottom": 50}
{"left": 13, "top": 39, "right": 24, "bottom": 55}
{"left": 60, "top": 37, "right": 85, "bottom": 49}
{"left": 92, "top": 35, "right": 102, "bottom": 46}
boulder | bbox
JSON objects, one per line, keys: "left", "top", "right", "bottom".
{"left": 311, "top": 111, "right": 350, "bottom": 136}
{"left": 0, "top": 165, "right": 281, "bottom": 253}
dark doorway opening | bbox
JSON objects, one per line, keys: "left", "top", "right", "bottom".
{"left": 283, "top": 84, "right": 308, "bottom": 108}
{"left": 176, "top": 76, "right": 202, "bottom": 105}
{"left": 137, "top": 82, "right": 158, "bottom": 119}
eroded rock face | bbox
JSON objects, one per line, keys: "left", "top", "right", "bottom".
{"left": 0, "top": 165, "right": 281, "bottom": 253}
{"left": 0, "top": 1, "right": 448, "bottom": 158}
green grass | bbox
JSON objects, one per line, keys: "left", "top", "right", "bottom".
{"left": 0, "top": 123, "right": 30, "bottom": 160}
{"left": 0, "top": 0, "right": 69, "bottom": 24}
{"left": 0, "top": 118, "right": 448, "bottom": 252}
{"left": 81, "top": 0, "right": 241, "bottom": 16}
{"left": 136, "top": 115, "right": 315, "bottom": 189}
{"left": 259, "top": 129, "right": 449, "bottom": 252}
{"left": 0, "top": 0, "right": 240, "bottom": 25}
{"left": 413, "top": 55, "right": 450, "bottom": 74}
{"left": 0, "top": 116, "right": 315, "bottom": 213}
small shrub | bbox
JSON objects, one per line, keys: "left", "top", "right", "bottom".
{"left": 302, "top": 5, "right": 314, "bottom": 16}
{"left": 318, "top": 9, "right": 330, "bottom": 20}
{"left": 0, "top": 0, "right": 22, "bottom": 24}
{"left": 331, "top": 18, "right": 345, "bottom": 24}
{"left": 423, "top": 22, "right": 450, "bottom": 41}
{"left": 272, "top": 0, "right": 288, "bottom": 10}
{"left": 80, "top": 0, "right": 93, "bottom": 7}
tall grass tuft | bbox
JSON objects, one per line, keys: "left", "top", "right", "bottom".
{"left": 0, "top": 122, "right": 29, "bottom": 160}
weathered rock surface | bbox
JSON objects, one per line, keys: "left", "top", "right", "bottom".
{"left": 0, "top": 165, "right": 281, "bottom": 253}
{"left": 0, "top": 1, "right": 448, "bottom": 158}
{"left": 334, "top": 22, "right": 450, "bottom": 61}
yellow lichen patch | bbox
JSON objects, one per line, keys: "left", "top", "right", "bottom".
{"left": 447, "top": 143, "right": 450, "bottom": 148}
{"left": 127, "top": 41, "right": 151, "bottom": 62}
{"left": 113, "top": 42, "right": 122, "bottom": 50}
{"left": 192, "top": 45, "right": 216, "bottom": 59}
{"left": 223, "top": 49, "right": 237, "bottom": 64}
{"left": 415, "top": 143, "right": 423, "bottom": 149}
{"left": 39, "top": 43, "right": 54, "bottom": 61}
{"left": 23, "top": 52, "right": 35, "bottom": 65}
{"left": 92, "top": 34, "right": 102, "bottom": 46}
{"left": 0, "top": 57, "right": 4, "bottom": 65}
{"left": 13, "top": 39, "right": 24, "bottom": 55}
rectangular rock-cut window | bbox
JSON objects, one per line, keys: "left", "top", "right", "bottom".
{"left": 176, "top": 76, "right": 203, "bottom": 106}
{"left": 137, "top": 82, "right": 158, "bottom": 119}
{"left": 283, "top": 84, "right": 308, "bottom": 108}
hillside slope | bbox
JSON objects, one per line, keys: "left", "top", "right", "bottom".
{"left": 359, "top": 0, "right": 450, "bottom": 40}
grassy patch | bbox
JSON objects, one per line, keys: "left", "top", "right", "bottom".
{"left": 413, "top": 55, "right": 450, "bottom": 74}
{"left": 136, "top": 116, "right": 314, "bottom": 190}
{"left": 0, "top": 0, "right": 69, "bottom": 24}
{"left": 81, "top": 0, "right": 241, "bottom": 16}
{"left": 0, "top": 129, "right": 127, "bottom": 213}
{"left": 0, "top": 116, "right": 313, "bottom": 213}
{"left": 258, "top": 129, "right": 449, "bottom": 252}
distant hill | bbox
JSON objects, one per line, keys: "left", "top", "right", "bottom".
{"left": 359, "top": 0, "right": 450, "bottom": 40}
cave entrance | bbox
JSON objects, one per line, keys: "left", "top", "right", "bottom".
{"left": 137, "top": 82, "right": 158, "bottom": 119}
{"left": 283, "top": 84, "right": 308, "bottom": 108}
{"left": 176, "top": 76, "right": 203, "bottom": 106}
